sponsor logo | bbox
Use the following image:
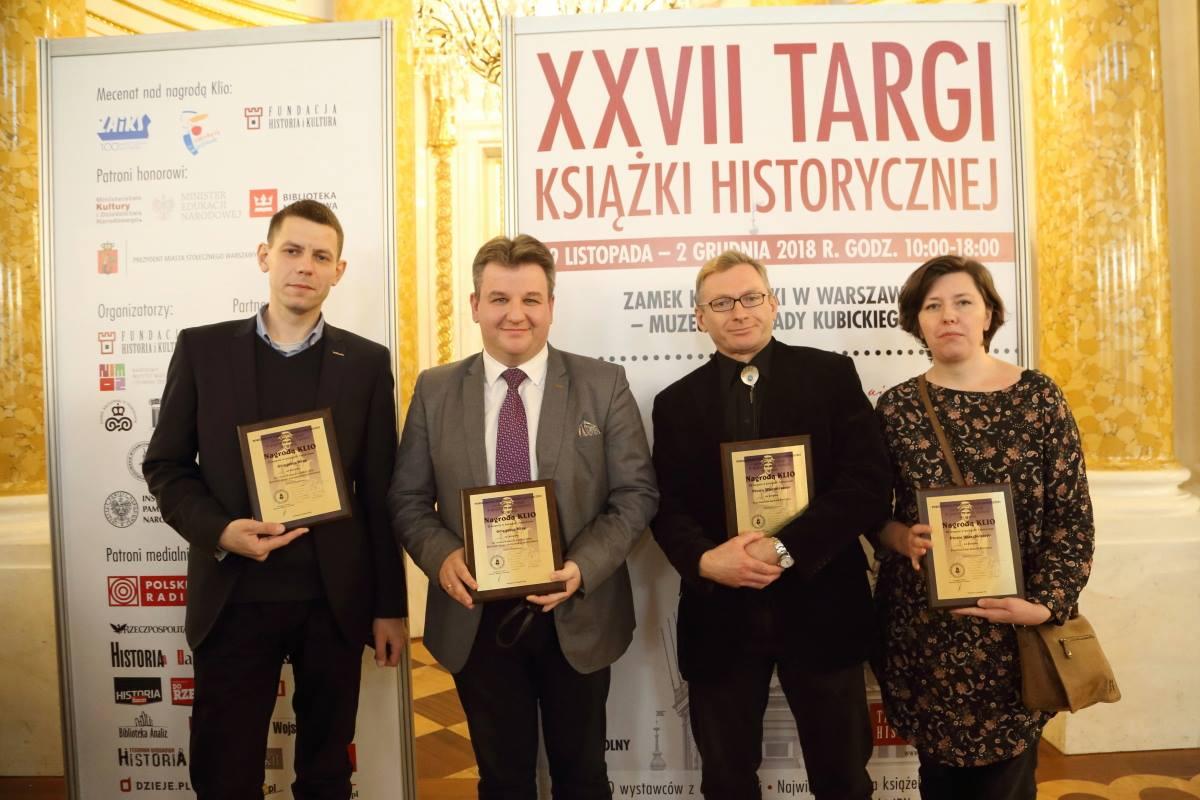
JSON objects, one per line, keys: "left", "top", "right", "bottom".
{"left": 176, "top": 649, "right": 193, "bottom": 665}
{"left": 127, "top": 441, "right": 149, "bottom": 482}
{"left": 118, "top": 711, "right": 168, "bottom": 740}
{"left": 114, "top": 676, "right": 163, "bottom": 705}
{"left": 264, "top": 747, "right": 283, "bottom": 770}
{"left": 150, "top": 398, "right": 160, "bottom": 429}
{"left": 180, "top": 110, "right": 219, "bottom": 155}
{"left": 110, "top": 622, "right": 186, "bottom": 635}
{"left": 98, "top": 114, "right": 151, "bottom": 149}
{"left": 179, "top": 190, "right": 241, "bottom": 221}
{"left": 249, "top": 189, "right": 277, "bottom": 218}
{"left": 102, "top": 400, "right": 136, "bottom": 432}
{"left": 254, "top": 102, "right": 340, "bottom": 131}
{"left": 111, "top": 641, "right": 167, "bottom": 669}
{"left": 870, "top": 703, "right": 906, "bottom": 746}
{"left": 279, "top": 189, "right": 338, "bottom": 210}
{"left": 107, "top": 575, "right": 187, "bottom": 607}
{"left": 116, "top": 328, "right": 177, "bottom": 356}
{"left": 99, "top": 331, "right": 116, "bottom": 355}
{"left": 277, "top": 679, "right": 286, "bottom": 697}
{"left": 170, "top": 677, "right": 194, "bottom": 706}
{"left": 271, "top": 719, "right": 297, "bottom": 736}
{"left": 100, "top": 363, "right": 127, "bottom": 391}
{"left": 244, "top": 106, "right": 263, "bottom": 129}
{"left": 98, "top": 242, "right": 120, "bottom": 274}
{"left": 104, "top": 491, "right": 139, "bottom": 528}
{"left": 120, "top": 778, "right": 192, "bottom": 792}
{"left": 96, "top": 195, "right": 143, "bottom": 225}
{"left": 152, "top": 194, "right": 174, "bottom": 221}
{"left": 348, "top": 743, "right": 357, "bottom": 772}
{"left": 117, "top": 747, "right": 186, "bottom": 768}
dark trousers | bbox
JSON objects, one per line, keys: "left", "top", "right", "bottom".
{"left": 190, "top": 599, "right": 363, "bottom": 800}
{"left": 687, "top": 658, "right": 874, "bottom": 800}
{"left": 917, "top": 745, "right": 1038, "bottom": 800}
{"left": 453, "top": 600, "right": 612, "bottom": 800}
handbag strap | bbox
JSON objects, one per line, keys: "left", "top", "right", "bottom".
{"left": 917, "top": 374, "right": 965, "bottom": 487}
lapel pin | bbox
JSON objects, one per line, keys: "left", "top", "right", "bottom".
{"left": 332, "top": 350, "right": 345, "bottom": 357}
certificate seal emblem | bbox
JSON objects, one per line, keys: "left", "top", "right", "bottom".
{"left": 490, "top": 555, "right": 506, "bottom": 570}
{"left": 751, "top": 514, "right": 766, "bottom": 529}
{"left": 950, "top": 562, "right": 965, "bottom": 578}
{"left": 104, "top": 491, "right": 139, "bottom": 528}
{"left": 273, "top": 489, "right": 290, "bottom": 504}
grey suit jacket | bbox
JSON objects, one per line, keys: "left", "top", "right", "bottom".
{"left": 389, "top": 345, "right": 658, "bottom": 674}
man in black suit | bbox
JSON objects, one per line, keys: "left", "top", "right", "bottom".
{"left": 651, "top": 250, "right": 891, "bottom": 800}
{"left": 144, "top": 199, "right": 407, "bottom": 800}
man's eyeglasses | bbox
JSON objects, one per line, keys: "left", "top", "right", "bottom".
{"left": 697, "top": 292, "right": 770, "bottom": 313}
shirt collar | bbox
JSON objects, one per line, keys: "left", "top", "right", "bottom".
{"left": 716, "top": 337, "right": 775, "bottom": 387}
{"left": 482, "top": 344, "right": 550, "bottom": 389}
{"left": 256, "top": 304, "right": 325, "bottom": 356}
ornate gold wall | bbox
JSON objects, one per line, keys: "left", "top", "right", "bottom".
{"left": 1029, "top": 0, "right": 1176, "bottom": 469}
{"left": 0, "top": 0, "right": 85, "bottom": 495}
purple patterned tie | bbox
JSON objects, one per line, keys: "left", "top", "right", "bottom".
{"left": 495, "top": 368, "right": 531, "bottom": 484}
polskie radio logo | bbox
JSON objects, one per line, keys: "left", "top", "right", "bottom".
{"left": 117, "top": 746, "right": 187, "bottom": 768}
{"left": 102, "top": 400, "right": 136, "bottom": 432}
{"left": 108, "top": 575, "right": 187, "bottom": 607}
{"left": 114, "top": 677, "right": 163, "bottom": 705}
{"left": 111, "top": 641, "right": 167, "bottom": 669}
{"left": 118, "top": 711, "right": 168, "bottom": 740}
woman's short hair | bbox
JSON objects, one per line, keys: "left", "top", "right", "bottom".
{"left": 898, "top": 255, "right": 1006, "bottom": 347}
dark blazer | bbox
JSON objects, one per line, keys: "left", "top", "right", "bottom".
{"left": 143, "top": 316, "right": 407, "bottom": 649}
{"left": 651, "top": 342, "right": 891, "bottom": 680}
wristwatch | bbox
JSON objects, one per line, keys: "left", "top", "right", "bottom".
{"left": 772, "top": 538, "right": 795, "bottom": 569}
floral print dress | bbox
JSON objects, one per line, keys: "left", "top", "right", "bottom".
{"left": 873, "top": 370, "right": 1095, "bottom": 767}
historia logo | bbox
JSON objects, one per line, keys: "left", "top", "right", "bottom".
{"left": 100, "top": 363, "right": 127, "bottom": 391}
{"left": 118, "top": 328, "right": 178, "bottom": 356}
{"left": 99, "top": 331, "right": 116, "bottom": 355}
{"left": 180, "top": 110, "right": 219, "bottom": 155}
{"left": 118, "top": 711, "right": 169, "bottom": 740}
{"left": 117, "top": 746, "right": 187, "bottom": 768}
{"left": 104, "top": 490, "right": 139, "bottom": 528}
{"left": 98, "top": 242, "right": 120, "bottom": 274}
{"left": 256, "top": 102, "right": 340, "bottom": 131}
{"left": 102, "top": 400, "right": 137, "bottom": 432}
{"left": 249, "top": 189, "right": 278, "bottom": 218}
{"left": 113, "top": 676, "right": 163, "bottom": 705}
{"left": 127, "top": 441, "right": 149, "bottom": 482}
{"left": 111, "top": 641, "right": 167, "bottom": 669}
{"left": 107, "top": 575, "right": 188, "bottom": 607}
{"left": 170, "top": 677, "right": 195, "bottom": 706}
{"left": 98, "top": 114, "right": 151, "bottom": 150}
{"left": 244, "top": 106, "right": 263, "bottom": 129}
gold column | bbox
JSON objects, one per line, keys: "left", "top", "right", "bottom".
{"left": 0, "top": 0, "right": 85, "bottom": 495}
{"left": 426, "top": 75, "right": 457, "bottom": 366}
{"left": 1030, "top": 0, "right": 1175, "bottom": 469}
{"left": 335, "top": 0, "right": 420, "bottom": 411}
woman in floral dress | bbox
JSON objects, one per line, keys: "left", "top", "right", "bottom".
{"left": 873, "top": 255, "right": 1095, "bottom": 800}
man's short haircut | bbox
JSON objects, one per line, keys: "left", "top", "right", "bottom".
{"left": 897, "top": 254, "right": 1006, "bottom": 347}
{"left": 695, "top": 249, "right": 772, "bottom": 300}
{"left": 267, "top": 199, "right": 345, "bottom": 258}
{"left": 471, "top": 234, "right": 556, "bottom": 296}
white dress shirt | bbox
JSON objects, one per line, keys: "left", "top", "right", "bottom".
{"left": 482, "top": 345, "right": 549, "bottom": 485}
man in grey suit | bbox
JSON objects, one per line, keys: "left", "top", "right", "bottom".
{"left": 389, "top": 234, "right": 658, "bottom": 800}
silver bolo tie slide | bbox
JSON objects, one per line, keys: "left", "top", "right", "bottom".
{"left": 740, "top": 364, "right": 760, "bottom": 405}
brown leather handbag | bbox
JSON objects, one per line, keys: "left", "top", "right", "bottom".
{"left": 917, "top": 375, "right": 1120, "bottom": 713}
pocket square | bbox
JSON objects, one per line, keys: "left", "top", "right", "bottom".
{"left": 577, "top": 420, "right": 602, "bottom": 438}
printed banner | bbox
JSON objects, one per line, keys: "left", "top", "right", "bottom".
{"left": 42, "top": 23, "right": 407, "bottom": 799}
{"left": 507, "top": 6, "right": 1029, "bottom": 797}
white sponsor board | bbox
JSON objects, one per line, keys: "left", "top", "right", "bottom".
{"left": 506, "top": 6, "right": 1029, "bottom": 797}
{"left": 40, "top": 22, "right": 413, "bottom": 799}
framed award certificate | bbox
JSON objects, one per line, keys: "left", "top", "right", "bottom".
{"left": 720, "top": 435, "right": 814, "bottom": 538}
{"left": 461, "top": 480, "right": 565, "bottom": 601}
{"left": 237, "top": 408, "right": 350, "bottom": 529}
{"left": 916, "top": 483, "right": 1024, "bottom": 608}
